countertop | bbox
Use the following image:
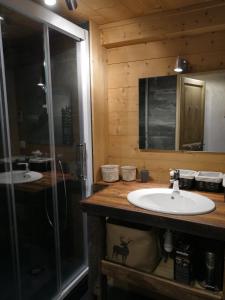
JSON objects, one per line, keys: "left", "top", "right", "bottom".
{"left": 1, "top": 171, "right": 73, "bottom": 193}
{"left": 81, "top": 181, "right": 225, "bottom": 241}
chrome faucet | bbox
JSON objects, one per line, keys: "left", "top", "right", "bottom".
{"left": 17, "top": 162, "right": 30, "bottom": 177}
{"left": 172, "top": 169, "right": 180, "bottom": 193}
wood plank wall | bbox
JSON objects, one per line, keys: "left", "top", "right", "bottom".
{"left": 90, "top": 5, "right": 225, "bottom": 183}
{"left": 106, "top": 32, "right": 225, "bottom": 183}
{"left": 100, "top": 1, "right": 225, "bottom": 48}
{"left": 89, "top": 21, "right": 108, "bottom": 182}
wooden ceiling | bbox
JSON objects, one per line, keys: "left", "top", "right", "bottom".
{"left": 34, "top": 0, "right": 216, "bottom": 25}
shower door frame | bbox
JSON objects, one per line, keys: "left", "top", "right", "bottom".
{"left": 0, "top": 0, "right": 92, "bottom": 299}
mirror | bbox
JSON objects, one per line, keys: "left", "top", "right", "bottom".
{"left": 139, "top": 70, "right": 225, "bottom": 152}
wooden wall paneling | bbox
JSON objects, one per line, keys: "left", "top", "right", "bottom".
{"left": 106, "top": 32, "right": 225, "bottom": 182}
{"left": 159, "top": 0, "right": 213, "bottom": 10}
{"left": 100, "top": 4, "right": 225, "bottom": 47}
{"left": 87, "top": 6, "right": 225, "bottom": 184}
{"left": 108, "top": 52, "right": 225, "bottom": 90}
{"left": 107, "top": 31, "right": 225, "bottom": 65}
{"left": 35, "top": 0, "right": 225, "bottom": 26}
{"left": 108, "top": 58, "right": 176, "bottom": 89}
{"left": 108, "top": 87, "right": 138, "bottom": 113}
{"left": 108, "top": 135, "right": 138, "bottom": 158}
{"left": 107, "top": 142, "right": 225, "bottom": 183}
{"left": 89, "top": 20, "right": 108, "bottom": 182}
{"left": 108, "top": 111, "right": 138, "bottom": 136}
{"left": 106, "top": 44, "right": 225, "bottom": 182}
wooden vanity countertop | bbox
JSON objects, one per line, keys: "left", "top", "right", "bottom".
{"left": 12, "top": 172, "right": 73, "bottom": 193}
{"left": 81, "top": 181, "right": 225, "bottom": 241}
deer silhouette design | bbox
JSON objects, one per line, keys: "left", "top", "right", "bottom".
{"left": 112, "top": 236, "right": 132, "bottom": 264}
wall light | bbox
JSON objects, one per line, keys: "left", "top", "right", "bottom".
{"left": 174, "top": 56, "right": 189, "bottom": 73}
{"left": 44, "top": 0, "right": 56, "bottom": 6}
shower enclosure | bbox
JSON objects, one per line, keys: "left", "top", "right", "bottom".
{"left": 0, "top": 0, "right": 92, "bottom": 299}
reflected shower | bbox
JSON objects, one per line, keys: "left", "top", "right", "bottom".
{"left": 65, "top": 0, "right": 77, "bottom": 10}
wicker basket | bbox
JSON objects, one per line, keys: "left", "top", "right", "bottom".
{"left": 195, "top": 171, "right": 223, "bottom": 192}
{"left": 179, "top": 178, "right": 194, "bottom": 189}
{"left": 101, "top": 165, "right": 119, "bottom": 182}
{"left": 178, "top": 169, "right": 197, "bottom": 190}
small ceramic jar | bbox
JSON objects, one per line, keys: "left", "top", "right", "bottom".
{"left": 101, "top": 165, "right": 119, "bottom": 182}
{"left": 121, "top": 166, "right": 136, "bottom": 181}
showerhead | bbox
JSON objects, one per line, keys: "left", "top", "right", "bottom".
{"left": 65, "top": 0, "right": 77, "bottom": 10}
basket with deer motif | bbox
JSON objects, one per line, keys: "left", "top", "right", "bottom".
{"left": 106, "top": 219, "right": 160, "bottom": 273}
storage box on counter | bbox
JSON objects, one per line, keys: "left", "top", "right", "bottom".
{"left": 121, "top": 166, "right": 136, "bottom": 181}
{"left": 178, "top": 169, "right": 197, "bottom": 190}
{"left": 195, "top": 171, "right": 223, "bottom": 192}
{"left": 106, "top": 219, "right": 161, "bottom": 273}
{"left": 101, "top": 165, "right": 119, "bottom": 182}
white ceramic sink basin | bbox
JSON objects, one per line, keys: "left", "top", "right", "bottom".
{"left": 0, "top": 171, "right": 43, "bottom": 184}
{"left": 127, "top": 188, "right": 215, "bottom": 215}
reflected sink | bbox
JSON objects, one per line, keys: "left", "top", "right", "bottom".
{"left": 127, "top": 188, "right": 215, "bottom": 215}
{"left": 0, "top": 171, "right": 43, "bottom": 184}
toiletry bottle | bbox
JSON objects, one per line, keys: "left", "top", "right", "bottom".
{"left": 140, "top": 169, "right": 149, "bottom": 182}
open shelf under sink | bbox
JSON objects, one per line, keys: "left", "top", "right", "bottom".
{"left": 101, "top": 260, "right": 223, "bottom": 300}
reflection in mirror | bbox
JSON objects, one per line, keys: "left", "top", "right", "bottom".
{"left": 139, "top": 70, "right": 225, "bottom": 152}
{"left": 139, "top": 76, "right": 177, "bottom": 150}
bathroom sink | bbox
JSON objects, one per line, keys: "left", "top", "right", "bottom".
{"left": 29, "top": 157, "right": 52, "bottom": 163}
{"left": 0, "top": 170, "right": 43, "bottom": 184}
{"left": 127, "top": 188, "right": 215, "bottom": 215}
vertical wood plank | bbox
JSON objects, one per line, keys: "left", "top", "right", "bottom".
{"left": 89, "top": 20, "right": 108, "bottom": 182}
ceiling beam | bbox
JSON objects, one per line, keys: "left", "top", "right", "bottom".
{"left": 100, "top": 0, "right": 225, "bottom": 48}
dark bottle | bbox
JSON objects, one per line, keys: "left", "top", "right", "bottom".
{"left": 140, "top": 169, "right": 149, "bottom": 182}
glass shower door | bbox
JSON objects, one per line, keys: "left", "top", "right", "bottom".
{"left": 1, "top": 6, "right": 59, "bottom": 300}
{"left": 48, "top": 27, "right": 88, "bottom": 289}
{"left": 0, "top": 68, "right": 19, "bottom": 300}
{"left": 0, "top": 2, "right": 91, "bottom": 299}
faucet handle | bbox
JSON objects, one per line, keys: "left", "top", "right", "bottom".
{"left": 174, "top": 169, "right": 180, "bottom": 180}
{"left": 17, "top": 162, "right": 29, "bottom": 172}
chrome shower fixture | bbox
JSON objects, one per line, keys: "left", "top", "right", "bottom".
{"left": 65, "top": 0, "right": 77, "bottom": 10}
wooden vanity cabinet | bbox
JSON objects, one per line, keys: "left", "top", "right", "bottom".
{"left": 81, "top": 182, "right": 225, "bottom": 300}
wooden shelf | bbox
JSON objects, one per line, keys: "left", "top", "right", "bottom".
{"left": 101, "top": 260, "right": 223, "bottom": 300}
